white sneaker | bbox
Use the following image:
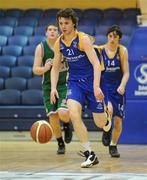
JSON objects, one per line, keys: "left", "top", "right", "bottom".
{"left": 81, "top": 151, "right": 99, "bottom": 168}
{"left": 103, "top": 109, "right": 112, "bottom": 132}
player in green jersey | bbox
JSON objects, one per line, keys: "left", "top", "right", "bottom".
{"left": 33, "top": 24, "right": 72, "bottom": 154}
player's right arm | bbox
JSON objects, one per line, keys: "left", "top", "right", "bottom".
{"left": 50, "top": 39, "right": 62, "bottom": 104}
{"left": 33, "top": 44, "right": 52, "bottom": 75}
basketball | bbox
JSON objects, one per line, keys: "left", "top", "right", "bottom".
{"left": 30, "top": 120, "right": 53, "bottom": 143}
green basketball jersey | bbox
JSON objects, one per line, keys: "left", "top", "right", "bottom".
{"left": 41, "top": 40, "right": 67, "bottom": 90}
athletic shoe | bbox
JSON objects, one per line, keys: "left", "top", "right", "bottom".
{"left": 109, "top": 145, "right": 120, "bottom": 158}
{"left": 80, "top": 151, "right": 99, "bottom": 168}
{"left": 63, "top": 122, "right": 73, "bottom": 144}
{"left": 102, "top": 128, "right": 112, "bottom": 146}
{"left": 57, "top": 145, "right": 65, "bottom": 154}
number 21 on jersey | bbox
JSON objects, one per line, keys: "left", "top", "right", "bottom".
{"left": 67, "top": 49, "right": 74, "bottom": 56}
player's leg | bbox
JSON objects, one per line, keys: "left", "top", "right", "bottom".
{"left": 99, "top": 76, "right": 112, "bottom": 132}
{"left": 109, "top": 116, "right": 122, "bottom": 158}
{"left": 43, "top": 89, "right": 65, "bottom": 154}
{"left": 67, "top": 81, "right": 98, "bottom": 168}
{"left": 58, "top": 108, "right": 73, "bottom": 144}
{"left": 49, "top": 113, "right": 62, "bottom": 138}
{"left": 67, "top": 99, "right": 98, "bottom": 168}
{"left": 49, "top": 113, "right": 65, "bottom": 154}
{"left": 102, "top": 101, "right": 113, "bottom": 146}
{"left": 109, "top": 94, "right": 124, "bottom": 158}
{"left": 58, "top": 110, "right": 73, "bottom": 144}
{"left": 88, "top": 96, "right": 111, "bottom": 132}
{"left": 57, "top": 87, "right": 73, "bottom": 144}
{"left": 67, "top": 99, "right": 88, "bottom": 143}
{"left": 111, "top": 116, "right": 122, "bottom": 144}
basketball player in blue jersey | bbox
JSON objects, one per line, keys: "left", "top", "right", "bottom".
{"left": 50, "top": 8, "right": 111, "bottom": 168}
{"left": 100, "top": 25, "right": 130, "bottom": 157}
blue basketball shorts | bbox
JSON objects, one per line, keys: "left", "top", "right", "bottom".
{"left": 67, "top": 77, "right": 104, "bottom": 113}
{"left": 108, "top": 91, "right": 125, "bottom": 118}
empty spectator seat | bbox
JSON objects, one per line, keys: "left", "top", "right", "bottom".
{"left": 27, "top": 77, "right": 42, "bottom": 90}
{"left": 17, "top": 55, "right": 34, "bottom": 67}
{"left": 0, "top": 26, "right": 13, "bottom": 36}
{"left": 0, "top": 66, "right": 10, "bottom": 78}
{"left": 5, "top": 9, "right": 24, "bottom": 18}
{"left": 0, "top": 36, "right": 7, "bottom": 46}
{"left": 21, "top": 89, "right": 43, "bottom": 105}
{"left": 0, "top": 55, "right": 17, "bottom": 67}
{"left": 29, "top": 35, "right": 45, "bottom": 46}
{"left": 23, "top": 45, "right": 36, "bottom": 56}
{"left": 5, "top": 77, "right": 27, "bottom": 91}
{"left": 14, "top": 26, "right": 34, "bottom": 36}
{"left": 8, "top": 35, "right": 28, "bottom": 46}
{"left": 2, "top": 45, "right": 22, "bottom": 57}
{"left": 11, "top": 66, "right": 32, "bottom": 78}
{"left": 0, "top": 78, "right": 4, "bottom": 90}
{"left": 0, "top": 89, "right": 21, "bottom": 105}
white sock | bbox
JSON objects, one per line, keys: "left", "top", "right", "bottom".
{"left": 110, "top": 141, "right": 116, "bottom": 146}
{"left": 81, "top": 142, "right": 92, "bottom": 152}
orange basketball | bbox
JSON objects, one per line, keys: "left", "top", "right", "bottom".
{"left": 30, "top": 120, "right": 53, "bottom": 143}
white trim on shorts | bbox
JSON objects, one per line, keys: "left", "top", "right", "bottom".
{"left": 47, "top": 110, "right": 58, "bottom": 117}
{"left": 57, "top": 107, "right": 68, "bottom": 111}
{"left": 47, "top": 107, "right": 68, "bottom": 116}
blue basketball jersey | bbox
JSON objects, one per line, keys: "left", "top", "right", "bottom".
{"left": 100, "top": 45, "right": 126, "bottom": 118}
{"left": 59, "top": 32, "right": 93, "bottom": 81}
{"left": 102, "top": 46, "right": 123, "bottom": 86}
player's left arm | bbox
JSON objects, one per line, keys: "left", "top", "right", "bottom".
{"left": 118, "top": 47, "right": 130, "bottom": 95}
{"left": 82, "top": 36, "right": 104, "bottom": 101}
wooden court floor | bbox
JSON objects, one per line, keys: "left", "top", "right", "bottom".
{"left": 0, "top": 131, "right": 147, "bottom": 179}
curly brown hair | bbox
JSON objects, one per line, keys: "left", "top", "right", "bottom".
{"left": 56, "top": 8, "right": 79, "bottom": 29}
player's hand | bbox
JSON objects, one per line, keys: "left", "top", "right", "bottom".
{"left": 117, "top": 85, "right": 125, "bottom": 95}
{"left": 50, "top": 89, "right": 59, "bottom": 104}
{"left": 44, "top": 61, "right": 52, "bottom": 71}
{"left": 94, "top": 87, "right": 104, "bottom": 101}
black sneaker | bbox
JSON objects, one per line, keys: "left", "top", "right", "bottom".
{"left": 80, "top": 151, "right": 99, "bottom": 168}
{"left": 109, "top": 145, "right": 120, "bottom": 158}
{"left": 57, "top": 145, "right": 65, "bottom": 155}
{"left": 102, "top": 128, "right": 112, "bottom": 146}
{"left": 63, "top": 122, "right": 73, "bottom": 144}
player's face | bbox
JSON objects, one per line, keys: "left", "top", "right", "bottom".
{"left": 46, "top": 25, "right": 59, "bottom": 40}
{"left": 107, "top": 31, "right": 120, "bottom": 45}
{"left": 58, "top": 17, "right": 75, "bottom": 35}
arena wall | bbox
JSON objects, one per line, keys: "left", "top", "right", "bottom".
{"left": 0, "top": 0, "right": 137, "bottom": 9}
